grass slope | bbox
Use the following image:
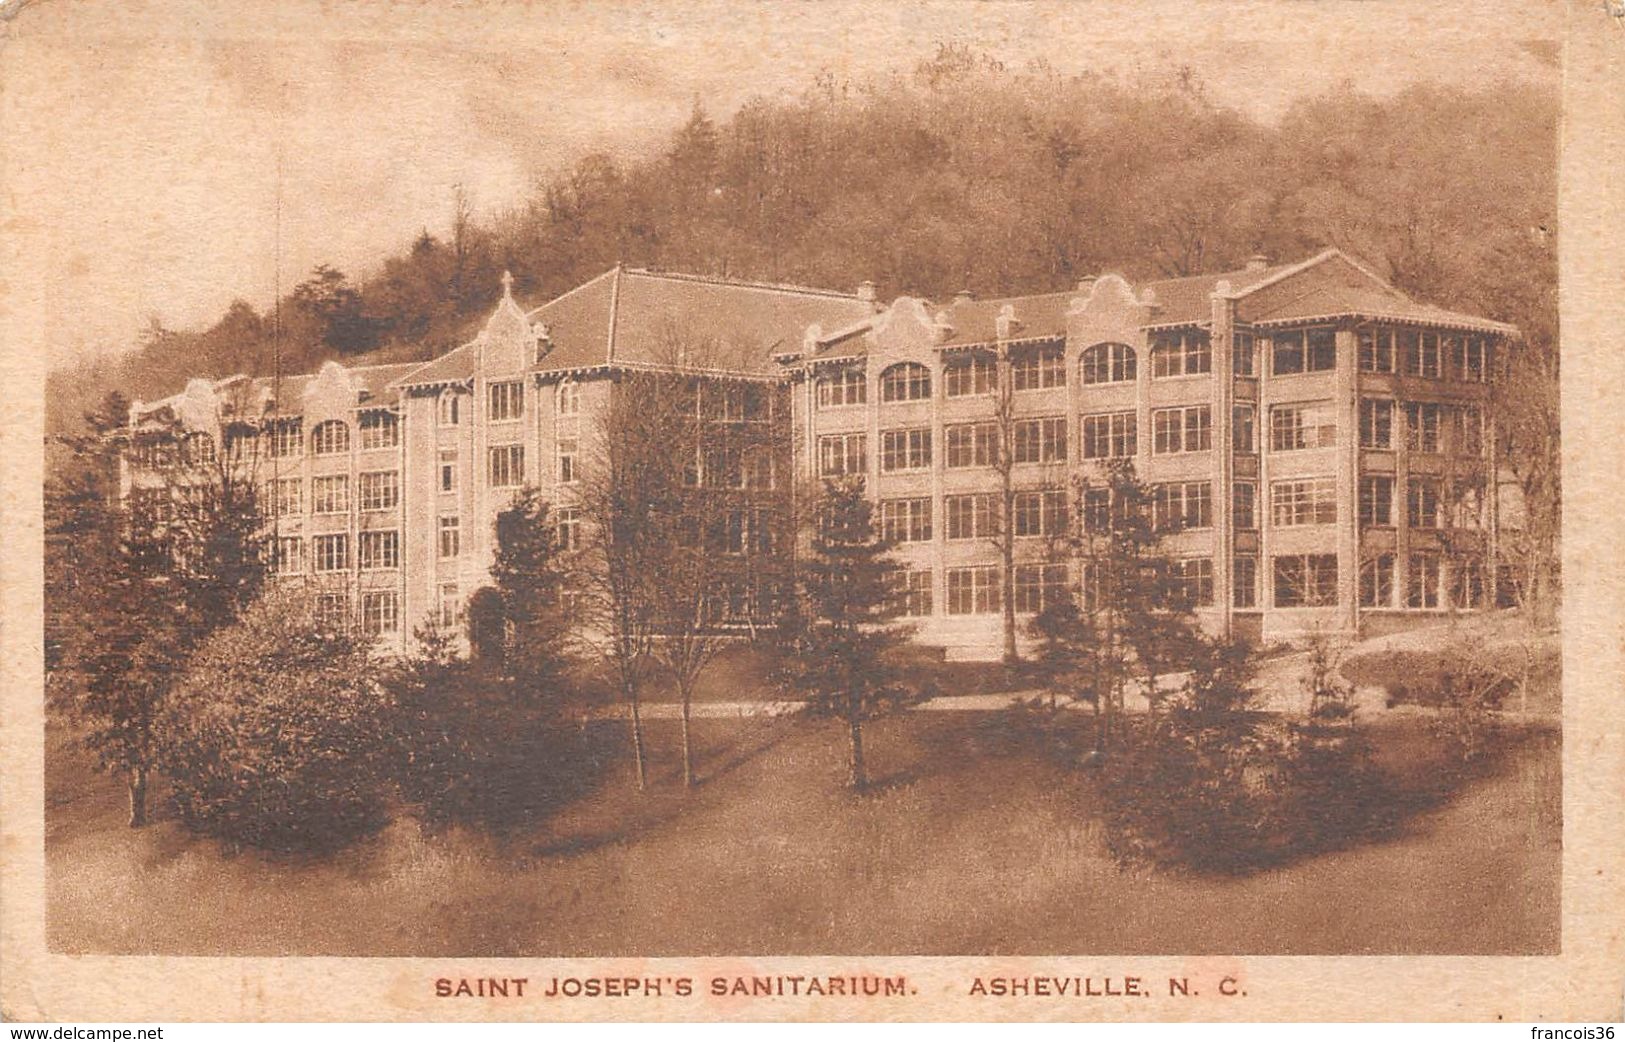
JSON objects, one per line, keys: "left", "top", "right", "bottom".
{"left": 46, "top": 712, "right": 1559, "bottom": 957}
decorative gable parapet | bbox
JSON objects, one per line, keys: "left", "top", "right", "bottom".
{"left": 994, "top": 303, "right": 1022, "bottom": 341}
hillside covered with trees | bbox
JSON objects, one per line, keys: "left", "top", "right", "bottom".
{"left": 46, "top": 47, "right": 1558, "bottom": 577}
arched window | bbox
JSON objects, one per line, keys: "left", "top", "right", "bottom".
{"left": 312, "top": 419, "right": 350, "bottom": 456}
{"left": 438, "top": 389, "right": 461, "bottom": 427}
{"left": 815, "top": 368, "right": 866, "bottom": 409}
{"left": 879, "top": 362, "right": 932, "bottom": 402}
{"left": 181, "top": 431, "right": 216, "bottom": 465}
{"left": 1081, "top": 342, "right": 1137, "bottom": 385}
{"left": 557, "top": 379, "right": 580, "bottom": 417}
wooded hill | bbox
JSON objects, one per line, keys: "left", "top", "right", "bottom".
{"left": 47, "top": 47, "right": 1558, "bottom": 467}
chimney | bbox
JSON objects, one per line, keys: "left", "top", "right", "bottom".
{"left": 530, "top": 322, "right": 553, "bottom": 365}
{"left": 953, "top": 289, "right": 974, "bottom": 306}
{"left": 856, "top": 280, "right": 877, "bottom": 303}
{"left": 1246, "top": 254, "right": 1270, "bottom": 272}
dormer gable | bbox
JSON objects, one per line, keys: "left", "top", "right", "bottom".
{"left": 476, "top": 271, "right": 550, "bottom": 374}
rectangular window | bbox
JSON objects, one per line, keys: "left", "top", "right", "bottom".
{"left": 946, "top": 566, "right": 1001, "bottom": 615}
{"left": 1407, "top": 478, "right": 1441, "bottom": 529}
{"left": 1083, "top": 487, "right": 1112, "bottom": 533}
{"left": 717, "top": 387, "right": 747, "bottom": 423}
{"left": 358, "top": 471, "right": 399, "bottom": 512}
{"left": 1274, "top": 553, "right": 1339, "bottom": 607}
{"left": 945, "top": 422, "right": 998, "bottom": 468}
{"left": 720, "top": 510, "right": 748, "bottom": 554}
{"left": 1359, "top": 475, "right": 1394, "bottom": 527}
{"left": 439, "top": 515, "right": 460, "bottom": 559}
{"left": 945, "top": 493, "right": 999, "bottom": 540}
{"left": 1272, "top": 478, "right": 1338, "bottom": 527}
{"left": 1151, "top": 329, "right": 1212, "bottom": 378}
{"left": 272, "top": 536, "right": 303, "bottom": 575}
{"left": 557, "top": 438, "right": 579, "bottom": 484}
{"left": 488, "top": 380, "right": 524, "bottom": 421}
{"left": 1361, "top": 553, "right": 1395, "bottom": 608}
{"left": 1359, "top": 328, "right": 1396, "bottom": 373}
{"left": 1233, "top": 482, "right": 1256, "bottom": 530}
{"left": 1011, "top": 344, "right": 1066, "bottom": 391}
{"left": 358, "top": 530, "right": 400, "bottom": 571}
{"left": 944, "top": 357, "right": 996, "bottom": 397}
{"left": 1232, "top": 404, "right": 1255, "bottom": 452}
{"left": 1404, "top": 402, "right": 1443, "bottom": 453}
{"left": 890, "top": 569, "right": 934, "bottom": 618}
{"left": 312, "top": 475, "right": 349, "bottom": 515}
{"left": 437, "top": 583, "right": 462, "bottom": 628}
{"left": 359, "top": 412, "right": 400, "bottom": 450}
{"left": 1233, "top": 556, "right": 1258, "bottom": 608}
{"left": 313, "top": 592, "right": 349, "bottom": 631}
{"left": 1081, "top": 412, "right": 1136, "bottom": 460}
{"left": 489, "top": 444, "right": 525, "bottom": 487}
{"left": 1270, "top": 401, "right": 1337, "bottom": 451}
{"left": 1359, "top": 398, "right": 1394, "bottom": 449}
{"left": 312, "top": 533, "right": 349, "bottom": 573}
{"left": 1013, "top": 416, "right": 1067, "bottom": 464}
{"left": 1271, "top": 327, "right": 1337, "bottom": 375}
{"left": 1407, "top": 552, "right": 1441, "bottom": 608}
{"left": 1153, "top": 481, "right": 1212, "bottom": 531}
{"left": 745, "top": 448, "right": 776, "bottom": 490}
{"left": 1453, "top": 556, "right": 1486, "bottom": 609}
{"left": 1152, "top": 405, "right": 1211, "bottom": 455}
{"left": 268, "top": 477, "right": 302, "bottom": 517}
{"left": 701, "top": 445, "right": 743, "bottom": 490}
{"left": 1462, "top": 336, "right": 1488, "bottom": 382}
{"left": 1452, "top": 405, "right": 1484, "bottom": 457}
{"left": 1013, "top": 489, "right": 1067, "bottom": 538}
{"left": 817, "top": 433, "right": 867, "bottom": 477}
{"left": 1233, "top": 331, "right": 1256, "bottom": 377}
{"left": 816, "top": 369, "right": 867, "bottom": 408}
{"left": 879, "top": 428, "right": 932, "bottom": 472}
{"left": 1169, "top": 558, "right": 1215, "bottom": 607}
{"left": 361, "top": 590, "right": 399, "bottom": 637}
{"left": 1403, "top": 330, "right": 1440, "bottom": 378}
{"left": 1014, "top": 563, "right": 1070, "bottom": 614}
{"left": 556, "top": 506, "right": 580, "bottom": 552}
{"left": 1450, "top": 481, "right": 1484, "bottom": 530}
{"left": 269, "top": 419, "right": 303, "bottom": 458}
{"left": 879, "top": 498, "right": 933, "bottom": 543}
{"left": 439, "top": 450, "right": 457, "bottom": 493}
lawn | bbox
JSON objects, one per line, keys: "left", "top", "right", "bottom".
{"left": 45, "top": 709, "right": 1560, "bottom": 957}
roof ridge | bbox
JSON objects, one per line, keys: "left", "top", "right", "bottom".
{"left": 622, "top": 267, "right": 857, "bottom": 299}
{"left": 948, "top": 288, "right": 1079, "bottom": 307}
{"left": 523, "top": 266, "right": 619, "bottom": 318}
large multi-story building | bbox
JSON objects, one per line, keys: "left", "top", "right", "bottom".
{"left": 126, "top": 248, "right": 1515, "bottom": 656}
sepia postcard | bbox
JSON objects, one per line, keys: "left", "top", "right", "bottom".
{"left": 2, "top": 0, "right": 1622, "bottom": 1023}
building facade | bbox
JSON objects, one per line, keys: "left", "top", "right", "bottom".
{"left": 126, "top": 249, "right": 1515, "bottom": 656}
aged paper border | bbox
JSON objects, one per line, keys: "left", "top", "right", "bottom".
{"left": 2, "top": 0, "right": 1621, "bottom": 1022}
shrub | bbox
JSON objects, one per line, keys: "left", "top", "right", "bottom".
{"left": 1101, "top": 634, "right": 1403, "bottom": 874}
{"left": 154, "top": 591, "right": 393, "bottom": 855}
{"left": 391, "top": 627, "right": 611, "bottom": 835}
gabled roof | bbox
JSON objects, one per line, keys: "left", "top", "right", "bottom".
{"left": 536, "top": 267, "right": 875, "bottom": 376}
{"left": 393, "top": 267, "right": 875, "bottom": 388}
{"left": 136, "top": 361, "right": 422, "bottom": 425}
{"left": 794, "top": 248, "right": 1514, "bottom": 360}
{"left": 1243, "top": 283, "right": 1518, "bottom": 335}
